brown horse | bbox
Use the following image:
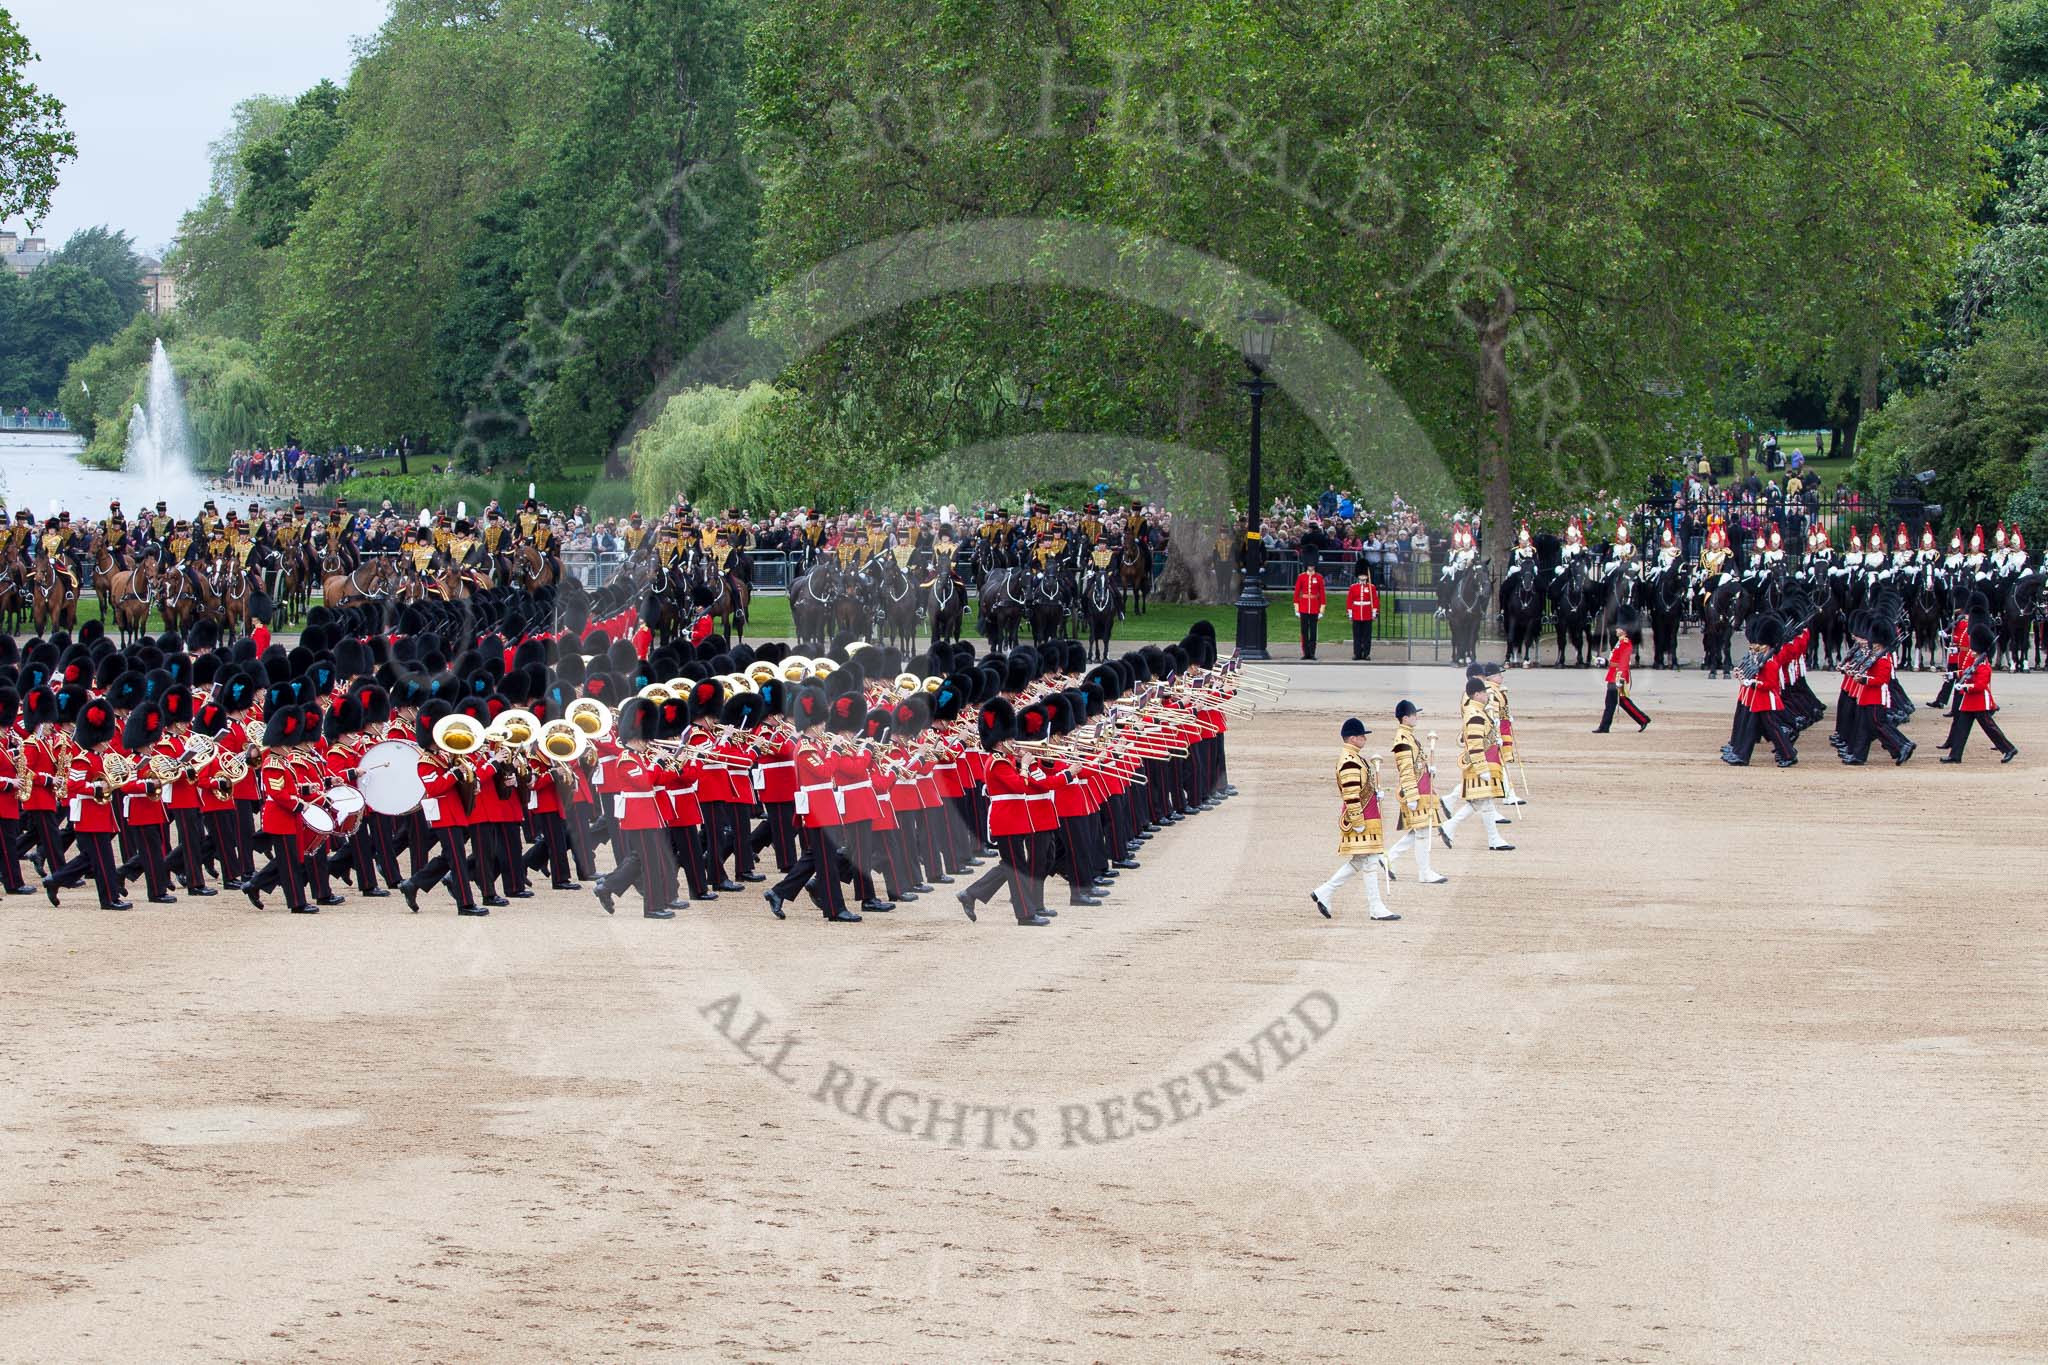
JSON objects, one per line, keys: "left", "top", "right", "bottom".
{"left": 510, "top": 540, "right": 559, "bottom": 591}
{"left": 155, "top": 559, "right": 202, "bottom": 636}
{"left": 109, "top": 559, "right": 154, "bottom": 645}
{"left": 323, "top": 555, "right": 397, "bottom": 609}
{"left": 0, "top": 552, "right": 29, "bottom": 632}
{"left": 1118, "top": 531, "right": 1153, "bottom": 615}
{"left": 684, "top": 547, "right": 751, "bottom": 641}
{"left": 211, "top": 554, "right": 252, "bottom": 640}
{"left": 32, "top": 554, "right": 81, "bottom": 635}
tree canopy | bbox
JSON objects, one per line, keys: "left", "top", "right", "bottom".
{"left": 0, "top": 10, "right": 73, "bottom": 225}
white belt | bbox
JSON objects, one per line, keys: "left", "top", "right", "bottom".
{"left": 989, "top": 793, "right": 1030, "bottom": 804}
{"left": 838, "top": 780, "right": 872, "bottom": 791}
{"left": 760, "top": 761, "right": 796, "bottom": 772}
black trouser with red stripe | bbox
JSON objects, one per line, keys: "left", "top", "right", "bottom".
{"left": 49, "top": 829, "right": 124, "bottom": 906}
{"left": 0, "top": 815, "right": 27, "bottom": 889}
{"left": 604, "top": 826, "right": 677, "bottom": 913}
{"left": 705, "top": 802, "right": 754, "bottom": 883}
{"left": 206, "top": 807, "right": 252, "bottom": 883}
{"left": 171, "top": 808, "right": 210, "bottom": 890}
{"left": 117, "top": 822, "right": 175, "bottom": 900}
{"left": 1730, "top": 706, "right": 1796, "bottom": 764}
{"left": 411, "top": 826, "right": 479, "bottom": 910}
{"left": 665, "top": 822, "right": 711, "bottom": 899}
{"left": 522, "top": 809, "right": 574, "bottom": 885}
{"left": 1944, "top": 709, "right": 2014, "bottom": 759}
{"left": 249, "top": 833, "right": 309, "bottom": 909}
{"left": 994, "top": 831, "right": 1047, "bottom": 922}
{"left": 751, "top": 800, "right": 800, "bottom": 872}
{"left": 1597, "top": 684, "right": 1650, "bottom": 731}
{"left": 25, "top": 808, "right": 63, "bottom": 875}
{"left": 769, "top": 826, "right": 854, "bottom": 919}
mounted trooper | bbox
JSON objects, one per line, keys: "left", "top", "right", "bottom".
{"left": 1441, "top": 519, "right": 1479, "bottom": 579}
{"left": 1554, "top": 516, "right": 1588, "bottom": 577}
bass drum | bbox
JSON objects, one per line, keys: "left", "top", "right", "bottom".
{"left": 357, "top": 739, "right": 427, "bottom": 816}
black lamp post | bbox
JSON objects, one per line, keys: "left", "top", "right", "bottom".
{"left": 1234, "top": 307, "right": 1281, "bottom": 660}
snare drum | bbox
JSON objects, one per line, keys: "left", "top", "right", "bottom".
{"left": 325, "top": 785, "right": 366, "bottom": 835}
{"left": 300, "top": 800, "right": 338, "bottom": 836}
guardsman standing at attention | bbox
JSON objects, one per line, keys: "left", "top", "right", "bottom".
{"left": 1593, "top": 608, "right": 1651, "bottom": 733}
{"left": 1309, "top": 717, "right": 1398, "bottom": 921}
{"left": 1293, "top": 549, "right": 1327, "bottom": 661}
{"left": 1345, "top": 553, "right": 1379, "bottom": 660}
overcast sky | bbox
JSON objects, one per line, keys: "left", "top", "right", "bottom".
{"left": 4, "top": 0, "right": 390, "bottom": 256}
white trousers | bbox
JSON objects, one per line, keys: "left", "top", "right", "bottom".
{"left": 1316, "top": 854, "right": 1391, "bottom": 917}
{"left": 1444, "top": 794, "right": 1509, "bottom": 847}
{"left": 1386, "top": 826, "right": 1439, "bottom": 879}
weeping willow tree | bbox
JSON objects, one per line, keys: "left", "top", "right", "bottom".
{"left": 176, "top": 335, "right": 282, "bottom": 467}
{"left": 627, "top": 383, "right": 793, "bottom": 514}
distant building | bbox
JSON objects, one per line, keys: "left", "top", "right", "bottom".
{"left": 0, "top": 231, "right": 53, "bottom": 277}
{"left": 139, "top": 257, "right": 178, "bottom": 315}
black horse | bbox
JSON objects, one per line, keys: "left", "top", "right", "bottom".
{"left": 1438, "top": 560, "right": 1490, "bottom": 665}
{"left": 1498, "top": 559, "right": 1545, "bottom": 667}
{"left": 1079, "top": 563, "right": 1121, "bottom": 661}
{"left": 978, "top": 566, "right": 1027, "bottom": 651}
{"left": 1647, "top": 557, "right": 1687, "bottom": 670}
{"left": 1549, "top": 557, "right": 1596, "bottom": 666}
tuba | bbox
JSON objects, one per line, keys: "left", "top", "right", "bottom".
{"left": 431, "top": 712, "right": 486, "bottom": 813}
{"left": 535, "top": 718, "right": 587, "bottom": 806}
{"left": 565, "top": 696, "right": 613, "bottom": 740}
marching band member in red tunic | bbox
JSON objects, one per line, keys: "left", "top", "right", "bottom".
{"left": 158, "top": 687, "right": 219, "bottom": 898}
{"left": 1941, "top": 622, "right": 2019, "bottom": 764}
{"left": 960, "top": 698, "right": 1060, "bottom": 926}
{"left": 591, "top": 698, "right": 679, "bottom": 919}
{"left": 398, "top": 701, "right": 487, "bottom": 916}
{"left": 113, "top": 702, "right": 178, "bottom": 904}
{"left": 247, "top": 704, "right": 321, "bottom": 913}
{"left": 763, "top": 684, "right": 864, "bottom": 922}
{"left": 1723, "top": 617, "right": 1798, "bottom": 768}
{"left": 0, "top": 688, "right": 34, "bottom": 894}
{"left": 45, "top": 697, "right": 130, "bottom": 909}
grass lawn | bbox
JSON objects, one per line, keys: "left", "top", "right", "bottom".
{"left": 735, "top": 590, "right": 1450, "bottom": 646}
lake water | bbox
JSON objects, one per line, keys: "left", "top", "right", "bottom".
{"left": 0, "top": 433, "right": 250, "bottom": 520}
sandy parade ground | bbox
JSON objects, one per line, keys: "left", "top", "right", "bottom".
{"left": 2, "top": 655, "right": 2046, "bottom": 1364}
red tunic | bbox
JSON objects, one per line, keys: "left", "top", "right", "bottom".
{"left": 1293, "top": 573, "right": 1326, "bottom": 616}
{"left": 66, "top": 751, "right": 120, "bottom": 834}
{"left": 984, "top": 753, "right": 1059, "bottom": 838}
{"left": 1346, "top": 580, "right": 1378, "bottom": 622}
{"left": 1604, "top": 636, "right": 1634, "bottom": 686}
{"left": 1958, "top": 659, "right": 1998, "bottom": 713}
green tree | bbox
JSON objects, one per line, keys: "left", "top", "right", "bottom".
{"left": 266, "top": 0, "right": 596, "bottom": 447}
{"left": 166, "top": 96, "right": 293, "bottom": 342}
{"left": 0, "top": 11, "right": 74, "bottom": 224}
{"left": 750, "top": 0, "right": 1995, "bottom": 587}
{"left": 236, "top": 81, "right": 347, "bottom": 249}
{"left": 434, "top": 190, "right": 538, "bottom": 468}
{"left": 519, "top": 0, "right": 758, "bottom": 478}
{"left": 1858, "top": 316, "right": 2048, "bottom": 524}
{"left": 54, "top": 225, "right": 146, "bottom": 321}
{"left": 12, "top": 263, "right": 121, "bottom": 402}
